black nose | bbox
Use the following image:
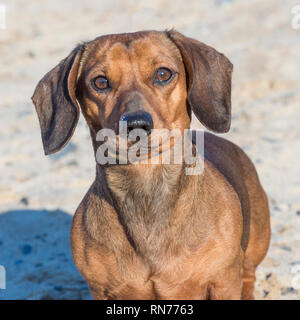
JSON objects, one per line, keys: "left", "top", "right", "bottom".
{"left": 120, "top": 111, "right": 153, "bottom": 136}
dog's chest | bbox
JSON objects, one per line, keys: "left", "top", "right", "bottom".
{"left": 79, "top": 165, "right": 227, "bottom": 299}
{"left": 83, "top": 231, "right": 219, "bottom": 300}
{"left": 105, "top": 165, "right": 186, "bottom": 252}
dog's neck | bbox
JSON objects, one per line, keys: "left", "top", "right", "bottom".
{"left": 96, "top": 162, "right": 186, "bottom": 258}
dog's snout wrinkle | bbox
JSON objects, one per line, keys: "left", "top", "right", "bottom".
{"left": 125, "top": 96, "right": 142, "bottom": 113}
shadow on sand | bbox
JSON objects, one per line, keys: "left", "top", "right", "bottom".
{"left": 0, "top": 209, "right": 91, "bottom": 300}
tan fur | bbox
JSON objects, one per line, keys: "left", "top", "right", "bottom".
{"left": 32, "top": 30, "right": 270, "bottom": 300}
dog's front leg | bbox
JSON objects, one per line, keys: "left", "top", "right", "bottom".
{"left": 207, "top": 263, "right": 243, "bottom": 300}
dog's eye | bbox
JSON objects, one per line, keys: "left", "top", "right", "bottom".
{"left": 92, "top": 76, "right": 110, "bottom": 92}
{"left": 154, "top": 68, "right": 174, "bottom": 85}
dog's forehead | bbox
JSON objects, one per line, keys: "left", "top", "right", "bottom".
{"left": 82, "top": 31, "right": 182, "bottom": 67}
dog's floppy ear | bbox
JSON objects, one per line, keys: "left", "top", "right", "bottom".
{"left": 31, "top": 45, "right": 83, "bottom": 155}
{"left": 166, "top": 30, "right": 233, "bottom": 133}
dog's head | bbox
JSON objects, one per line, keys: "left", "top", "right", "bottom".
{"left": 32, "top": 30, "right": 233, "bottom": 155}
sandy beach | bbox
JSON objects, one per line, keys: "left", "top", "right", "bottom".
{"left": 0, "top": 0, "right": 300, "bottom": 299}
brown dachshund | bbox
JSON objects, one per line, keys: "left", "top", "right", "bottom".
{"left": 32, "top": 30, "right": 270, "bottom": 300}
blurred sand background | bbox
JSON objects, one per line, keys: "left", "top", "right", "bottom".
{"left": 0, "top": 0, "right": 300, "bottom": 299}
